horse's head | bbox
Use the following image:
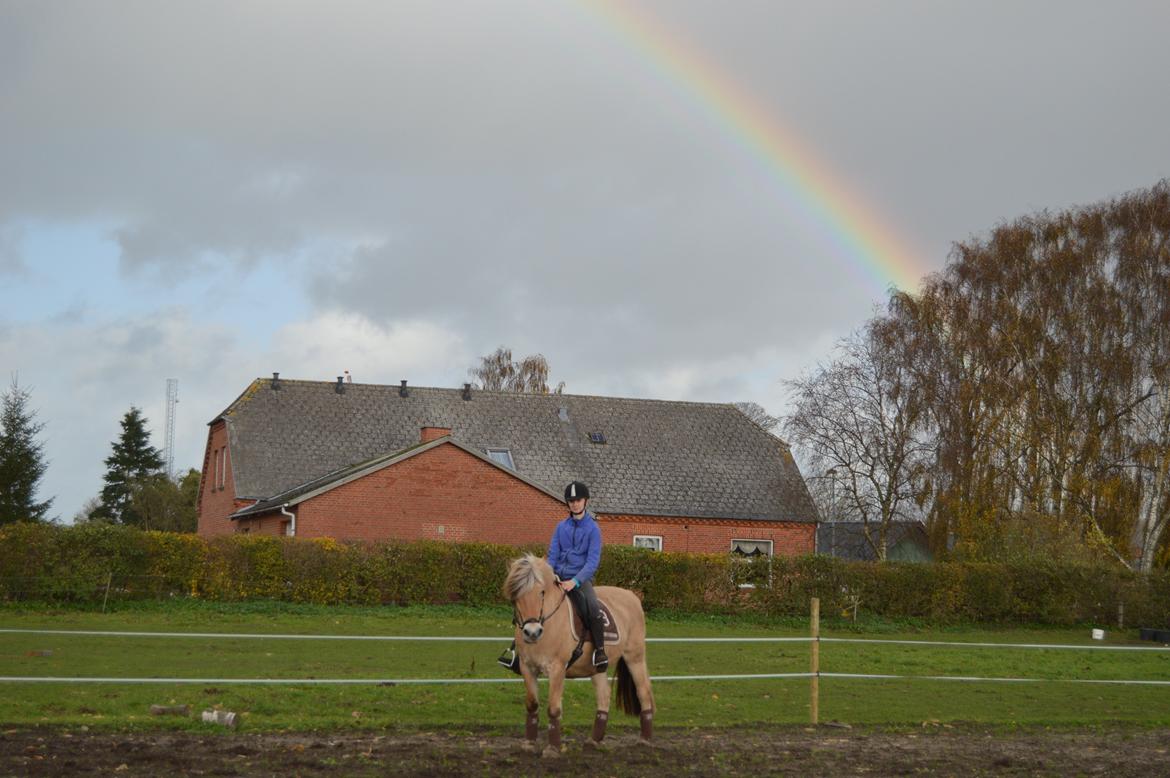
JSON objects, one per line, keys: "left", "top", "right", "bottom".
{"left": 503, "top": 554, "right": 557, "bottom": 643}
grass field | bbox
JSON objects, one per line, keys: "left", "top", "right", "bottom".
{"left": 2, "top": 601, "right": 1168, "bottom": 733}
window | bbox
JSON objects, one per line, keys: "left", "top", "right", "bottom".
{"left": 633, "top": 535, "right": 662, "bottom": 551}
{"left": 589, "top": 432, "right": 606, "bottom": 444}
{"left": 731, "top": 539, "right": 773, "bottom": 557}
{"left": 731, "top": 539, "right": 773, "bottom": 589}
{"left": 219, "top": 447, "right": 229, "bottom": 489}
{"left": 486, "top": 448, "right": 515, "bottom": 470}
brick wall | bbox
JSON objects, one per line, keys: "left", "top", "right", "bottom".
{"left": 601, "top": 514, "right": 813, "bottom": 556}
{"left": 235, "top": 514, "right": 289, "bottom": 536}
{"left": 228, "top": 441, "right": 815, "bottom": 556}
{"left": 196, "top": 420, "right": 252, "bottom": 537}
{"left": 286, "top": 441, "right": 565, "bottom": 543}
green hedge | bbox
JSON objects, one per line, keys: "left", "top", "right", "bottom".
{"left": 1, "top": 522, "right": 1167, "bottom": 626}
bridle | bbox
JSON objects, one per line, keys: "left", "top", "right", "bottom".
{"left": 512, "top": 582, "right": 568, "bottom": 631}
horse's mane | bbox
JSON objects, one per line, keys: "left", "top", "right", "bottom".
{"left": 503, "top": 554, "right": 546, "bottom": 601}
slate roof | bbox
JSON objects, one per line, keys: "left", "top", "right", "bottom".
{"left": 214, "top": 378, "right": 819, "bottom": 523}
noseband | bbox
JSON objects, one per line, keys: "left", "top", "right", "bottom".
{"left": 512, "top": 583, "right": 568, "bottom": 630}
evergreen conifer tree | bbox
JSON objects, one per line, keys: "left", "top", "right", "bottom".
{"left": 92, "top": 407, "right": 164, "bottom": 526}
{"left": 0, "top": 378, "right": 54, "bottom": 524}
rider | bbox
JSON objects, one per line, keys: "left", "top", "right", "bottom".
{"left": 549, "top": 481, "right": 608, "bottom": 673}
{"left": 498, "top": 480, "right": 609, "bottom": 674}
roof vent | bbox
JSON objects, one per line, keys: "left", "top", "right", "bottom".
{"left": 589, "top": 432, "right": 607, "bottom": 444}
{"left": 271, "top": 372, "right": 281, "bottom": 391}
{"left": 335, "top": 376, "right": 345, "bottom": 394}
{"left": 462, "top": 383, "right": 472, "bottom": 401}
{"left": 399, "top": 379, "right": 409, "bottom": 398}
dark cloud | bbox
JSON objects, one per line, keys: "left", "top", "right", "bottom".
{"left": 6, "top": 1, "right": 1165, "bottom": 291}
{"left": 3, "top": 1, "right": 1169, "bottom": 518}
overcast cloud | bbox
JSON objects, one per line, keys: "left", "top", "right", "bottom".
{"left": 2, "top": 0, "right": 1168, "bottom": 520}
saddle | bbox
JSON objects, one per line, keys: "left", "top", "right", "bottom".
{"left": 568, "top": 597, "right": 621, "bottom": 646}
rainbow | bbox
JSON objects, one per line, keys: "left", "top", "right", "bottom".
{"left": 580, "top": 0, "right": 926, "bottom": 295}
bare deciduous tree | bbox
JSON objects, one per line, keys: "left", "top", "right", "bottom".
{"left": 783, "top": 324, "right": 929, "bottom": 561}
{"left": 470, "top": 347, "right": 565, "bottom": 394}
{"left": 733, "top": 401, "right": 779, "bottom": 431}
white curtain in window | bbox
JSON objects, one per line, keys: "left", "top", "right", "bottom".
{"left": 731, "top": 539, "right": 772, "bottom": 557}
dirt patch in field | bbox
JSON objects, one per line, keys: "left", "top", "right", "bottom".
{"left": 2, "top": 725, "right": 1167, "bottom": 776}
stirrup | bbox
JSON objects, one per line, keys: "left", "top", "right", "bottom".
{"left": 592, "top": 648, "right": 609, "bottom": 672}
{"left": 498, "top": 647, "right": 521, "bottom": 675}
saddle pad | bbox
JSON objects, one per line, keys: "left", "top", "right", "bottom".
{"left": 569, "top": 598, "right": 621, "bottom": 646}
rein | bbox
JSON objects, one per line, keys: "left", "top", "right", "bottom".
{"left": 512, "top": 583, "right": 568, "bottom": 629}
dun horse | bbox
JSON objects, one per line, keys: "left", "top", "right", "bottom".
{"left": 502, "top": 554, "right": 655, "bottom": 756}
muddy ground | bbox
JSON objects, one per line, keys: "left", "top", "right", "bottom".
{"left": 2, "top": 725, "right": 1168, "bottom": 777}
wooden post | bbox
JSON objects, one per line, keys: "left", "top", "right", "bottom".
{"left": 810, "top": 597, "right": 820, "bottom": 725}
{"left": 101, "top": 571, "right": 113, "bottom": 613}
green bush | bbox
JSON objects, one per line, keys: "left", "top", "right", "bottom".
{"left": 1, "top": 522, "right": 1168, "bottom": 626}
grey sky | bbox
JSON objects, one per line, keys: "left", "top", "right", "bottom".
{"left": 1, "top": 0, "right": 1167, "bottom": 520}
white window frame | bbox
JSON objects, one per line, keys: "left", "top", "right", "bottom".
{"left": 730, "top": 539, "right": 773, "bottom": 589}
{"left": 485, "top": 448, "right": 515, "bottom": 470}
{"left": 633, "top": 535, "right": 663, "bottom": 551}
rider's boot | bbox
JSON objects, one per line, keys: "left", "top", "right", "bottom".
{"left": 497, "top": 640, "right": 522, "bottom": 675}
{"left": 589, "top": 615, "right": 609, "bottom": 672}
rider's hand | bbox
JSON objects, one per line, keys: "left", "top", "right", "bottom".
{"left": 560, "top": 579, "right": 577, "bottom": 591}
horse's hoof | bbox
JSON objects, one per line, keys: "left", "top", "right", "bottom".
{"left": 541, "top": 744, "right": 564, "bottom": 759}
{"left": 519, "top": 740, "right": 537, "bottom": 753}
{"left": 583, "top": 738, "right": 607, "bottom": 753}
{"left": 637, "top": 737, "right": 656, "bottom": 748}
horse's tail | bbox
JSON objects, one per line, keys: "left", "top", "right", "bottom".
{"left": 613, "top": 657, "right": 642, "bottom": 716}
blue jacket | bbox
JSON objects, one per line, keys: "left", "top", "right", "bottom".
{"left": 547, "top": 511, "right": 602, "bottom": 586}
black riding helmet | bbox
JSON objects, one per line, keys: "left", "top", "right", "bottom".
{"left": 564, "top": 481, "right": 590, "bottom": 502}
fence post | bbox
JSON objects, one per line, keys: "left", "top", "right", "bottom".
{"left": 810, "top": 597, "right": 820, "bottom": 725}
{"left": 102, "top": 571, "right": 113, "bottom": 613}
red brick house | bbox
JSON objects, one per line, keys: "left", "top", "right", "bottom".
{"left": 197, "top": 375, "right": 819, "bottom": 557}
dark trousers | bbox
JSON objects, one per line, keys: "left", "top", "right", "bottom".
{"left": 568, "top": 581, "right": 605, "bottom": 648}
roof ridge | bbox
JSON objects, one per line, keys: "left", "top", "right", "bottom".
{"left": 244, "top": 376, "right": 739, "bottom": 409}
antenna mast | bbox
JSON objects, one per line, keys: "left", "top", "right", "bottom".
{"left": 164, "top": 378, "right": 178, "bottom": 479}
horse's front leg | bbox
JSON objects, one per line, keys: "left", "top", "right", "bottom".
{"left": 543, "top": 667, "right": 566, "bottom": 758}
{"left": 520, "top": 664, "right": 540, "bottom": 752}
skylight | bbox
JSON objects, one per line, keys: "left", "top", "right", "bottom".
{"left": 589, "top": 432, "right": 606, "bottom": 444}
{"left": 486, "top": 448, "right": 515, "bottom": 470}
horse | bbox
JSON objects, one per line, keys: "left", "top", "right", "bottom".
{"left": 502, "top": 554, "right": 655, "bottom": 757}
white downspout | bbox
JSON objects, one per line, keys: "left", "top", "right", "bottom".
{"left": 280, "top": 504, "right": 296, "bottom": 537}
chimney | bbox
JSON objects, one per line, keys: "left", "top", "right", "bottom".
{"left": 271, "top": 372, "right": 281, "bottom": 390}
{"left": 420, "top": 426, "right": 452, "bottom": 443}
{"left": 344, "top": 370, "right": 352, "bottom": 383}
{"left": 399, "top": 379, "right": 409, "bottom": 398}
{"left": 335, "top": 376, "right": 345, "bottom": 394}
{"left": 462, "top": 383, "right": 472, "bottom": 401}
